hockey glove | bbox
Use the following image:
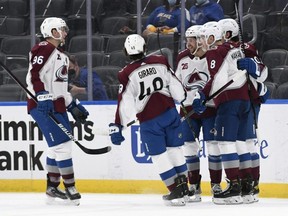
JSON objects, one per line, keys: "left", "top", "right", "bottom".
{"left": 162, "top": 28, "right": 175, "bottom": 34}
{"left": 67, "top": 99, "right": 89, "bottom": 124}
{"left": 109, "top": 123, "right": 125, "bottom": 145}
{"left": 147, "top": 25, "right": 157, "bottom": 33}
{"left": 237, "top": 58, "right": 260, "bottom": 79}
{"left": 192, "top": 91, "right": 206, "bottom": 114}
{"left": 36, "top": 91, "right": 54, "bottom": 117}
{"left": 258, "top": 82, "right": 270, "bottom": 103}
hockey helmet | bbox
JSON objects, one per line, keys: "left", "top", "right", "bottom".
{"left": 124, "top": 34, "right": 146, "bottom": 55}
{"left": 40, "top": 17, "right": 69, "bottom": 39}
{"left": 200, "top": 21, "right": 222, "bottom": 45}
{"left": 218, "top": 18, "right": 239, "bottom": 41}
{"left": 185, "top": 25, "right": 202, "bottom": 38}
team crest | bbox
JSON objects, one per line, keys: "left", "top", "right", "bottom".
{"left": 55, "top": 65, "right": 68, "bottom": 82}
{"left": 183, "top": 69, "right": 209, "bottom": 90}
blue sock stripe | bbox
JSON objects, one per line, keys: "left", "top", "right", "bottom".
{"left": 208, "top": 155, "right": 222, "bottom": 163}
{"left": 57, "top": 159, "right": 73, "bottom": 168}
{"left": 160, "top": 168, "right": 177, "bottom": 181}
{"left": 221, "top": 153, "right": 239, "bottom": 162}
{"left": 46, "top": 157, "right": 57, "bottom": 166}
{"left": 239, "top": 153, "right": 252, "bottom": 162}
{"left": 185, "top": 156, "right": 200, "bottom": 163}
{"left": 174, "top": 163, "right": 188, "bottom": 174}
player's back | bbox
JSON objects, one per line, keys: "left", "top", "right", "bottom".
{"left": 119, "top": 54, "right": 181, "bottom": 123}
{"left": 204, "top": 43, "right": 250, "bottom": 107}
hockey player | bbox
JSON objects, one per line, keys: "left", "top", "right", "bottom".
{"left": 218, "top": 18, "right": 269, "bottom": 203}
{"left": 192, "top": 21, "right": 252, "bottom": 205}
{"left": 109, "top": 34, "right": 189, "bottom": 206}
{"left": 175, "top": 25, "right": 222, "bottom": 202}
{"left": 26, "top": 17, "right": 89, "bottom": 206}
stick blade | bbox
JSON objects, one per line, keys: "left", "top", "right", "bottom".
{"left": 76, "top": 143, "right": 112, "bottom": 155}
{"left": 86, "top": 146, "right": 112, "bottom": 155}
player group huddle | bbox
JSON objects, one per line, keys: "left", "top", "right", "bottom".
{"left": 26, "top": 16, "right": 268, "bottom": 207}
{"left": 109, "top": 18, "right": 269, "bottom": 206}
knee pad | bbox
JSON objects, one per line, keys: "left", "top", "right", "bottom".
{"left": 218, "top": 141, "right": 237, "bottom": 155}
{"left": 183, "top": 141, "right": 198, "bottom": 156}
{"left": 49, "top": 140, "right": 73, "bottom": 161}
{"left": 151, "top": 151, "right": 173, "bottom": 175}
{"left": 206, "top": 141, "right": 220, "bottom": 156}
{"left": 246, "top": 139, "right": 257, "bottom": 153}
{"left": 47, "top": 148, "right": 56, "bottom": 159}
{"left": 236, "top": 140, "right": 249, "bottom": 155}
{"left": 166, "top": 147, "right": 186, "bottom": 168}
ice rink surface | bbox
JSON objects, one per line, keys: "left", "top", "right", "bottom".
{"left": 1, "top": 193, "right": 288, "bottom": 216}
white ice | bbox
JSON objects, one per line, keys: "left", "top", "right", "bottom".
{"left": 0, "top": 193, "right": 288, "bottom": 216}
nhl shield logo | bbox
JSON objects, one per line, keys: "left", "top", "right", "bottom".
{"left": 131, "top": 126, "right": 152, "bottom": 164}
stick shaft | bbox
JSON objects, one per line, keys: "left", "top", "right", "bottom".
{"left": 181, "top": 70, "right": 246, "bottom": 122}
{"left": 0, "top": 61, "right": 110, "bottom": 155}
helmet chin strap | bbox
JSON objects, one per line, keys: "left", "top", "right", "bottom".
{"left": 192, "top": 45, "right": 199, "bottom": 55}
{"left": 51, "top": 30, "right": 64, "bottom": 46}
{"left": 192, "top": 40, "right": 203, "bottom": 55}
{"left": 205, "top": 36, "right": 216, "bottom": 50}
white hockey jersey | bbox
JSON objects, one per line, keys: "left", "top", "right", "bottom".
{"left": 114, "top": 54, "right": 186, "bottom": 127}
{"left": 175, "top": 49, "right": 211, "bottom": 107}
{"left": 26, "top": 41, "right": 72, "bottom": 113}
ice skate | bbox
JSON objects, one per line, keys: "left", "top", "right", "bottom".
{"left": 211, "top": 183, "right": 222, "bottom": 195}
{"left": 213, "top": 178, "right": 243, "bottom": 205}
{"left": 45, "top": 174, "right": 68, "bottom": 205}
{"left": 162, "top": 175, "right": 189, "bottom": 206}
{"left": 252, "top": 180, "right": 260, "bottom": 203}
{"left": 65, "top": 186, "right": 81, "bottom": 206}
{"left": 185, "top": 175, "right": 202, "bottom": 202}
{"left": 46, "top": 186, "right": 68, "bottom": 205}
{"left": 241, "top": 177, "right": 254, "bottom": 204}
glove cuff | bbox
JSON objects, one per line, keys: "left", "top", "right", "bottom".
{"left": 251, "top": 58, "right": 260, "bottom": 77}
{"left": 67, "top": 98, "right": 80, "bottom": 109}
{"left": 109, "top": 123, "right": 123, "bottom": 135}
{"left": 37, "top": 93, "right": 53, "bottom": 101}
{"left": 257, "top": 83, "right": 267, "bottom": 96}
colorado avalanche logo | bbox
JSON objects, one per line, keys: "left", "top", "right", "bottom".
{"left": 183, "top": 69, "right": 209, "bottom": 90}
{"left": 55, "top": 66, "right": 68, "bottom": 82}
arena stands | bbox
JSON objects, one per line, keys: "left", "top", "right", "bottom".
{"left": 0, "top": 0, "right": 287, "bottom": 100}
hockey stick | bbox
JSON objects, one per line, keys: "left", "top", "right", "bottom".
{"left": 0, "top": 61, "right": 111, "bottom": 155}
{"left": 282, "top": 3, "right": 288, "bottom": 12}
{"left": 152, "top": 33, "right": 201, "bottom": 144}
{"left": 75, "top": 0, "right": 86, "bottom": 18}
{"left": 42, "top": 0, "right": 52, "bottom": 17}
{"left": 92, "top": 119, "right": 138, "bottom": 137}
{"left": 180, "top": 70, "right": 247, "bottom": 122}
{"left": 141, "top": 0, "right": 151, "bottom": 16}
{"left": 234, "top": 0, "right": 260, "bottom": 142}
{"left": 180, "top": 102, "right": 202, "bottom": 152}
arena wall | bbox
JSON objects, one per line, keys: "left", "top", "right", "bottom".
{"left": 0, "top": 100, "right": 287, "bottom": 198}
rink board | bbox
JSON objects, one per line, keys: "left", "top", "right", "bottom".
{"left": 0, "top": 100, "right": 288, "bottom": 198}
